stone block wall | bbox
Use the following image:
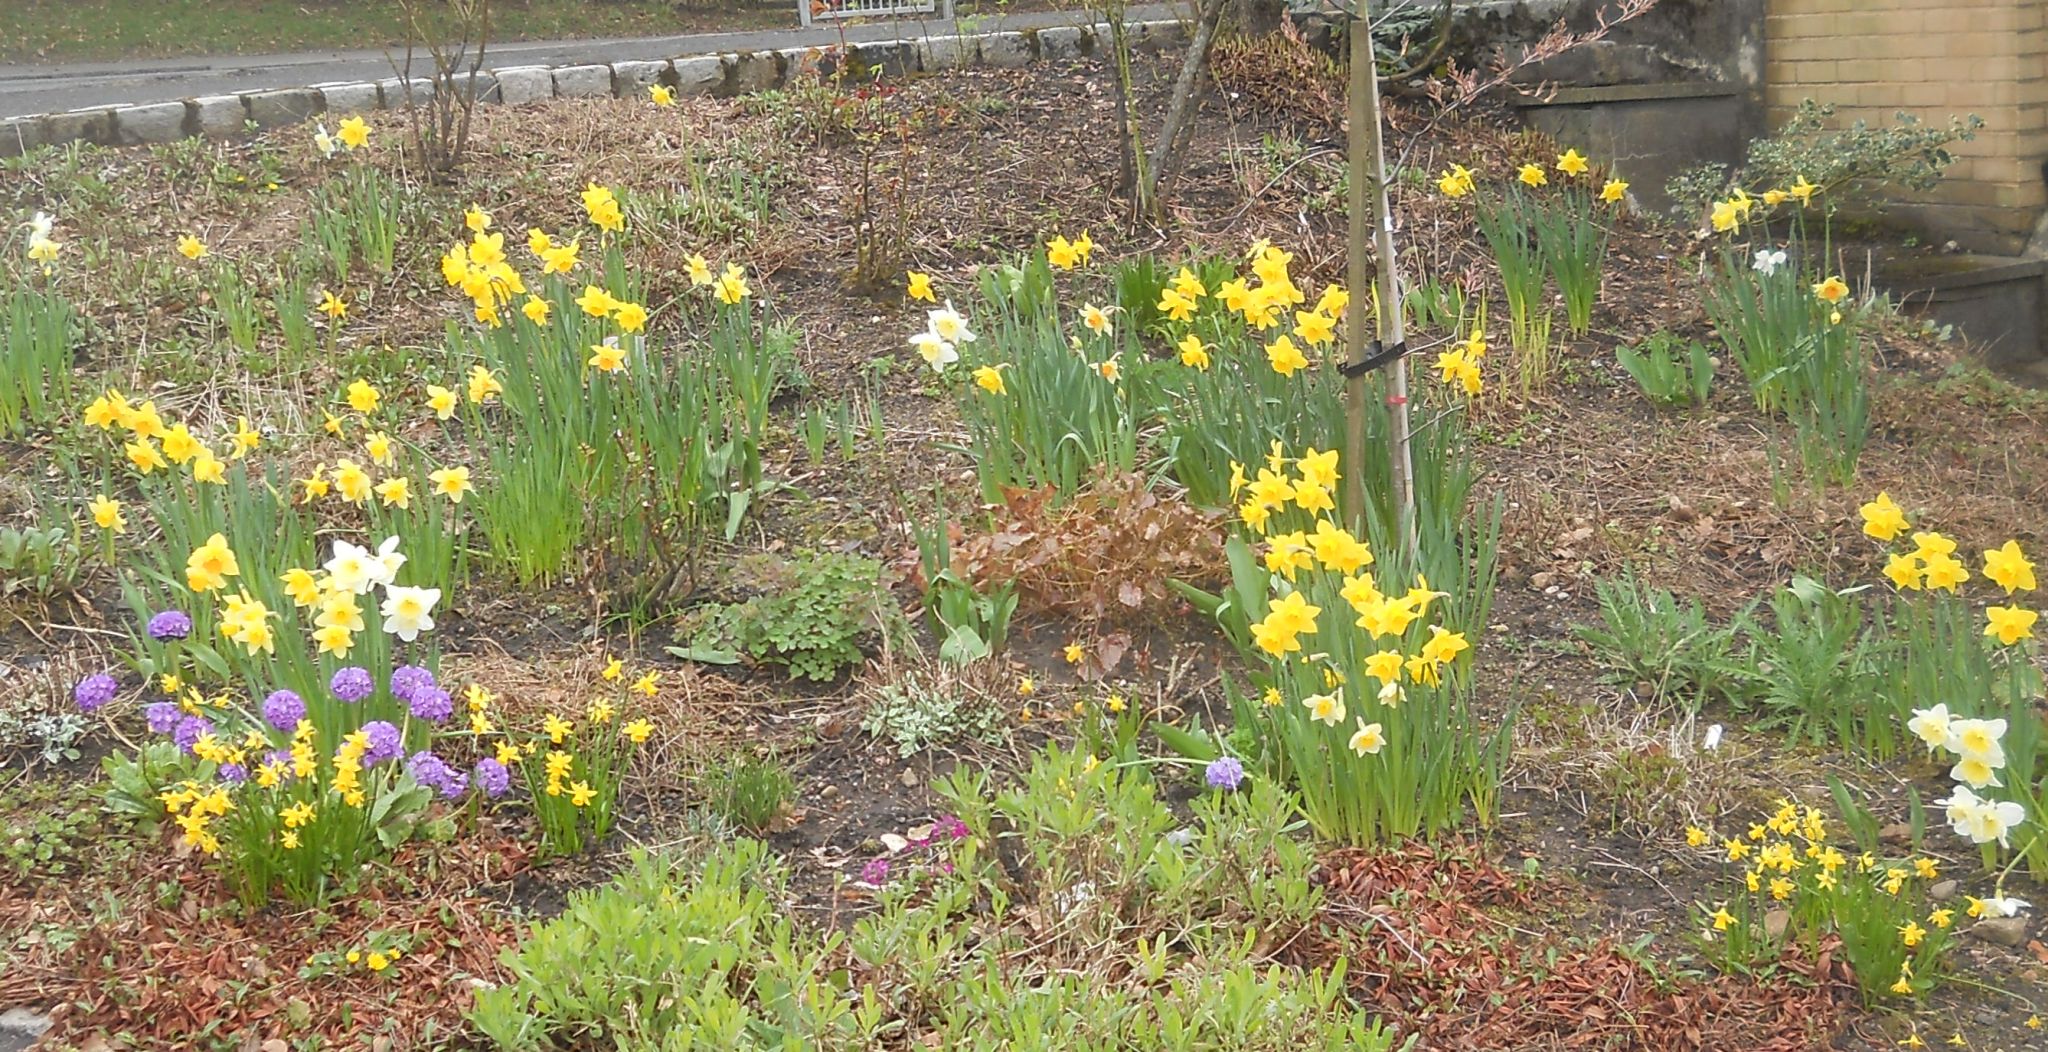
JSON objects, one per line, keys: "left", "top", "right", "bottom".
{"left": 1765, "top": 0, "right": 2048, "bottom": 255}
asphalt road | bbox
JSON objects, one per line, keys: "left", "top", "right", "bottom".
{"left": 0, "top": 4, "right": 1179, "bottom": 119}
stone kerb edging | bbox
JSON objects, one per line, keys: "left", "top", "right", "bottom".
{"left": 0, "top": 19, "right": 1186, "bottom": 159}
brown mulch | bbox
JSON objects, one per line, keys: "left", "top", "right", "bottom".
{"left": 1295, "top": 842, "right": 1843, "bottom": 1051}
{"left": 3, "top": 826, "right": 532, "bottom": 1047}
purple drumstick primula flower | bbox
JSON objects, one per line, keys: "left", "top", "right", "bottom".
{"left": 74, "top": 673, "right": 119, "bottom": 712}
{"left": 474, "top": 758, "right": 512, "bottom": 798}
{"left": 145, "top": 701, "right": 181, "bottom": 734}
{"left": 173, "top": 714, "right": 214, "bottom": 754}
{"left": 146, "top": 610, "right": 193, "bottom": 641}
{"left": 360, "top": 720, "right": 404, "bottom": 765}
{"left": 218, "top": 762, "right": 249, "bottom": 785}
{"left": 262, "top": 689, "right": 306, "bottom": 733}
{"left": 408, "top": 687, "right": 454, "bottom": 724}
{"left": 389, "top": 665, "right": 436, "bottom": 704}
{"left": 1204, "top": 756, "right": 1246, "bottom": 792}
{"left": 330, "top": 666, "right": 374, "bottom": 703}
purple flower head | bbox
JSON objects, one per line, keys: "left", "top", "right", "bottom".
{"left": 145, "top": 701, "right": 181, "bottom": 735}
{"left": 859, "top": 858, "right": 892, "bottom": 886}
{"left": 74, "top": 673, "right": 119, "bottom": 712}
{"left": 936, "top": 814, "right": 970, "bottom": 840}
{"left": 408, "top": 687, "right": 454, "bottom": 724}
{"left": 360, "top": 720, "right": 404, "bottom": 765}
{"left": 389, "top": 665, "right": 437, "bottom": 704}
{"left": 406, "top": 749, "right": 467, "bottom": 799}
{"left": 474, "top": 758, "right": 512, "bottom": 798}
{"left": 265, "top": 748, "right": 294, "bottom": 771}
{"left": 173, "top": 714, "right": 214, "bottom": 754}
{"left": 146, "top": 610, "right": 193, "bottom": 642}
{"left": 261, "top": 689, "right": 306, "bottom": 733}
{"left": 218, "top": 762, "right": 248, "bottom": 785}
{"left": 1204, "top": 756, "right": 1246, "bottom": 792}
{"left": 330, "top": 666, "right": 374, "bottom": 703}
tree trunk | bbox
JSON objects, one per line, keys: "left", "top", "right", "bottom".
{"left": 1141, "top": 0, "right": 1229, "bottom": 216}
{"left": 1343, "top": 5, "right": 1417, "bottom": 559}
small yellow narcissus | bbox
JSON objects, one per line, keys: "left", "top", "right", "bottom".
{"left": 906, "top": 270, "right": 935, "bottom": 302}
{"left": 1266, "top": 334, "right": 1309, "bottom": 377}
{"left": 1859, "top": 491, "right": 1909, "bottom": 541}
{"left": 336, "top": 116, "right": 369, "bottom": 149}
{"left": 972, "top": 365, "right": 1006, "bottom": 395}
{"left": 1600, "top": 179, "right": 1628, "bottom": 203}
{"left": 1517, "top": 163, "right": 1548, "bottom": 187}
{"left": 1985, "top": 605, "right": 2038, "bottom": 646}
{"left": 318, "top": 290, "right": 347, "bottom": 320}
{"left": 1555, "top": 148, "right": 1590, "bottom": 177}
{"left": 1982, "top": 540, "right": 2037, "bottom": 594}
{"left": 177, "top": 235, "right": 208, "bottom": 260}
{"left": 1812, "top": 275, "right": 1850, "bottom": 304}
{"left": 649, "top": 84, "right": 676, "bottom": 106}
{"left": 1177, "top": 334, "right": 1211, "bottom": 370}
{"left": 89, "top": 495, "right": 124, "bottom": 532}
{"left": 588, "top": 343, "right": 627, "bottom": 373}
{"left": 429, "top": 466, "right": 473, "bottom": 504}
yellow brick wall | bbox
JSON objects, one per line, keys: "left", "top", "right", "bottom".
{"left": 1765, "top": 0, "right": 2048, "bottom": 254}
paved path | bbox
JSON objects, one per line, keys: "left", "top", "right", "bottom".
{"left": 0, "top": 3, "right": 1181, "bottom": 119}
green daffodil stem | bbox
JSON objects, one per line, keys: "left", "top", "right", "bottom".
{"left": 1344, "top": 5, "right": 1417, "bottom": 560}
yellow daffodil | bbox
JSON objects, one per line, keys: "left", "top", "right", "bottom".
{"left": 906, "top": 270, "right": 935, "bottom": 302}
{"left": 1982, "top": 540, "right": 2036, "bottom": 594}
{"left": 1517, "top": 163, "right": 1548, "bottom": 187}
{"left": 177, "top": 235, "right": 208, "bottom": 260}
{"left": 1812, "top": 275, "right": 1850, "bottom": 304}
{"left": 1986, "top": 605, "right": 2038, "bottom": 646}
{"left": 649, "top": 83, "right": 676, "bottom": 106}
{"left": 336, "top": 116, "right": 369, "bottom": 149}
{"left": 429, "top": 466, "right": 473, "bottom": 503}
{"left": 1555, "top": 148, "right": 1589, "bottom": 176}
{"left": 89, "top": 494, "right": 125, "bottom": 532}
{"left": 1266, "top": 334, "right": 1309, "bottom": 377}
{"left": 1599, "top": 178, "right": 1628, "bottom": 203}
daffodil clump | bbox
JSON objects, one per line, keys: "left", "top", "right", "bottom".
{"left": 1202, "top": 445, "right": 1504, "bottom": 846}
{"left": 429, "top": 187, "right": 788, "bottom": 582}
{"left": 1439, "top": 147, "right": 1627, "bottom": 391}
{"left": 1697, "top": 169, "right": 1869, "bottom": 482}
{"left": 0, "top": 223, "right": 75, "bottom": 436}
{"left": 1859, "top": 493, "right": 2045, "bottom": 872}
{"left": 514, "top": 657, "right": 661, "bottom": 856}
{"left": 1686, "top": 799, "right": 1985, "bottom": 1004}
{"left": 90, "top": 528, "right": 518, "bottom": 906}
{"left": 926, "top": 233, "right": 1359, "bottom": 509}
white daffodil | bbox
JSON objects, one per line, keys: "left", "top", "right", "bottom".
{"left": 1949, "top": 717, "right": 2008, "bottom": 767}
{"left": 909, "top": 330, "right": 957, "bottom": 372}
{"left": 380, "top": 585, "right": 441, "bottom": 642}
{"left": 1908, "top": 703, "right": 1954, "bottom": 753}
{"left": 323, "top": 540, "right": 377, "bottom": 594}
{"left": 1982, "top": 894, "right": 2032, "bottom": 917}
{"left": 1751, "top": 248, "right": 1787, "bottom": 276}
{"left": 313, "top": 122, "right": 338, "bottom": 158}
{"left": 926, "top": 302, "right": 975, "bottom": 346}
{"left": 370, "top": 535, "right": 407, "bottom": 589}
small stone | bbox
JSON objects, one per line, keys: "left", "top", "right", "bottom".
{"left": 1878, "top": 822, "right": 1914, "bottom": 845}
{"left": 1763, "top": 908, "right": 1790, "bottom": 940}
{"left": 918, "top": 33, "right": 972, "bottom": 71}
{"left": 314, "top": 81, "right": 380, "bottom": 115}
{"left": 1967, "top": 916, "right": 2029, "bottom": 947}
{"left": 1037, "top": 25, "right": 1085, "bottom": 61}
{"left": 610, "top": 59, "right": 670, "bottom": 96}
{"left": 493, "top": 65, "right": 554, "bottom": 105}
{"left": 241, "top": 88, "right": 322, "bottom": 130}
{"left": 43, "top": 107, "right": 117, "bottom": 147}
{"left": 727, "top": 51, "right": 783, "bottom": 94}
{"left": 672, "top": 55, "right": 723, "bottom": 95}
{"left": 190, "top": 95, "right": 245, "bottom": 138}
{"left": 899, "top": 767, "right": 919, "bottom": 787}
{"left": 980, "top": 30, "right": 1033, "bottom": 69}
{"left": 376, "top": 77, "right": 435, "bottom": 108}
{"left": 1930, "top": 879, "right": 1959, "bottom": 902}
{"left": 551, "top": 64, "right": 613, "bottom": 99}
{"left": 1529, "top": 571, "right": 1556, "bottom": 589}
{"left": 114, "top": 101, "right": 189, "bottom": 145}
{"left": 0, "top": 115, "right": 48, "bottom": 158}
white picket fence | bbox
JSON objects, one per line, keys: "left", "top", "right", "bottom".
{"left": 798, "top": 0, "right": 956, "bottom": 27}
